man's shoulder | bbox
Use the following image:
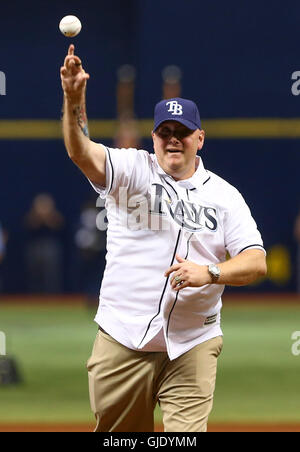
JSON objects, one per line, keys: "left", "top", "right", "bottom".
{"left": 207, "top": 170, "right": 239, "bottom": 192}
{"left": 108, "top": 146, "right": 150, "bottom": 157}
{"left": 105, "top": 146, "right": 153, "bottom": 168}
{"left": 205, "top": 170, "right": 244, "bottom": 205}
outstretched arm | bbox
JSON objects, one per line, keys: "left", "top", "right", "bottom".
{"left": 60, "top": 44, "right": 106, "bottom": 186}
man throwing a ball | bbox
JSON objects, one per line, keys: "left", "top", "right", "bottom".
{"left": 60, "top": 45, "right": 267, "bottom": 432}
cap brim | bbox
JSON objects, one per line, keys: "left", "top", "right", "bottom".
{"left": 153, "top": 118, "right": 199, "bottom": 132}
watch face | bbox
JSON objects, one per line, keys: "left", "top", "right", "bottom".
{"left": 209, "top": 264, "right": 220, "bottom": 277}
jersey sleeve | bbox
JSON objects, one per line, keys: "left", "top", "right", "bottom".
{"left": 224, "top": 190, "right": 265, "bottom": 257}
{"left": 88, "top": 147, "right": 151, "bottom": 198}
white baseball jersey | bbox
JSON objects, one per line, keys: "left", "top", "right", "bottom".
{"left": 89, "top": 147, "right": 265, "bottom": 360}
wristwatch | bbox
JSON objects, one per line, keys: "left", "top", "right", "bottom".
{"left": 208, "top": 264, "right": 221, "bottom": 283}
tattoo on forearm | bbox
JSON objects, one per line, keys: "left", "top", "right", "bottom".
{"left": 73, "top": 105, "right": 90, "bottom": 137}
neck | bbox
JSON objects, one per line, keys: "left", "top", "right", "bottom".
{"left": 164, "top": 157, "right": 199, "bottom": 181}
{"left": 169, "top": 168, "right": 195, "bottom": 181}
{"left": 160, "top": 161, "right": 196, "bottom": 180}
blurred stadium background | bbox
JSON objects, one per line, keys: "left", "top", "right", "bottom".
{"left": 0, "top": 0, "right": 300, "bottom": 432}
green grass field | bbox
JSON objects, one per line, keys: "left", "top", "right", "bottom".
{"left": 211, "top": 302, "right": 300, "bottom": 423}
{"left": 0, "top": 298, "right": 299, "bottom": 424}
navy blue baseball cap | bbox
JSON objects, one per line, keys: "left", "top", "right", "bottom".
{"left": 153, "top": 97, "right": 201, "bottom": 132}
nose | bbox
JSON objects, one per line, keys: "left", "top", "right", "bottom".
{"left": 169, "top": 134, "right": 180, "bottom": 143}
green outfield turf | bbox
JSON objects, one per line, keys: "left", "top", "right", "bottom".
{"left": 211, "top": 302, "right": 300, "bottom": 423}
{"left": 0, "top": 298, "right": 299, "bottom": 424}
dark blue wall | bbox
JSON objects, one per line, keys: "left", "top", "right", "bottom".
{"left": 0, "top": 0, "right": 299, "bottom": 292}
{"left": 135, "top": 0, "right": 300, "bottom": 118}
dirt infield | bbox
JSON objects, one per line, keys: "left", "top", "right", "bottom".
{"left": 0, "top": 423, "right": 299, "bottom": 432}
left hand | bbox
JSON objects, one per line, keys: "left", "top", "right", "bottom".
{"left": 164, "top": 255, "right": 211, "bottom": 291}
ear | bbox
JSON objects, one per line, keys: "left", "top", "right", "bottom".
{"left": 197, "top": 129, "right": 205, "bottom": 151}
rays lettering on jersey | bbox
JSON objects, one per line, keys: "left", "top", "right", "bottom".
{"left": 150, "top": 183, "right": 218, "bottom": 232}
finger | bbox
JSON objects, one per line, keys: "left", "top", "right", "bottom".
{"left": 171, "top": 271, "right": 182, "bottom": 283}
{"left": 172, "top": 279, "right": 184, "bottom": 289}
{"left": 65, "top": 55, "right": 82, "bottom": 68}
{"left": 174, "top": 280, "right": 189, "bottom": 291}
{"left": 73, "top": 72, "right": 90, "bottom": 90}
{"left": 64, "top": 45, "right": 75, "bottom": 67}
{"left": 68, "top": 54, "right": 81, "bottom": 65}
{"left": 60, "top": 66, "right": 67, "bottom": 76}
{"left": 64, "top": 55, "right": 74, "bottom": 69}
{"left": 171, "top": 272, "right": 183, "bottom": 288}
{"left": 64, "top": 55, "right": 81, "bottom": 72}
{"left": 176, "top": 254, "right": 186, "bottom": 263}
{"left": 164, "top": 263, "right": 182, "bottom": 277}
{"left": 79, "top": 72, "right": 90, "bottom": 81}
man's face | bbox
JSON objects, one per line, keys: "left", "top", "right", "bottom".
{"left": 152, "top": 121, "right": 205, "bottom": 180}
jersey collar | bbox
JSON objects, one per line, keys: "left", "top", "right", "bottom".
{"left": 152, "top": 154, "right": 210, "bottom": 190}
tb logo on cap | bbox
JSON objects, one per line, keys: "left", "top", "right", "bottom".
{"left": 166, "top": 100, "right": 183, "bottom": 115}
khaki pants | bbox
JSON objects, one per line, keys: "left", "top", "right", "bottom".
{"left": 87, "top": 330, "right": 223, "bottom": 432}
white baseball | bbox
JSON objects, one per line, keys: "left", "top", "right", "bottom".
{"left": 59, "top": 15, "right": 82, "bottom": 37}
